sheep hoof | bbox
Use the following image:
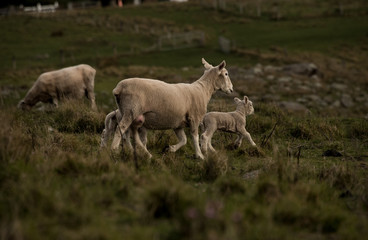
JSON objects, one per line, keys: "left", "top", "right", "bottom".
{"left": 161, "top": 146, "right": 170, "bottom": 153}
{"left": 111, "top": 146, "right": 120, "bottom": 152}
{"left": 197, "top": 153, "right": 205, "bottom": 160}
{"left": 168, "top": 145, "right": 177, "bottom": 152}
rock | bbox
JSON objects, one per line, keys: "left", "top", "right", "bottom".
{"left": 331, "top": 100, "right": 341, "bottom": 108}
{"left": 266, "top": 75, "right": 275, "bottom": 81}
{"left": 278, "top": 76, "right": 292, "bottom": 83}
{"left": 355, "top": 94, "right": 367, "bottom": 103}
{"left": 293, "top": 79, "right": 302, "bottom": 85}
{"left": 307, "top": 95, "right": 321, "bottom": 102}
{"left": 297, "top": 98, "right": 308, "bottom": 104}
{"left": 282, "top": 62, "right": 318, "bottom": 76}
{"left": 262, "top": 94, "right": 280, "bottom": 102}
{"left": 296, "top": 85, "right": 311, "bottom": 93}
{"left": 253, "top": 63, "right": 263, "bottom": 75}
{"left": 278, "top": 101, "right": 309, "bottom": 114}
{"left": 264, "top": 65, "right": 281, "bottom": 73}
{"left": 242, "top": 170, "right": 261, "bottom": 180}
{"left": 324, "top": 96, "right": 334, "bottom": 104}
{"left": 312, "top": 82, "right": 322, "bottom": 88}
{"left": 341, "top": 94, "right": 354, "bottom": 108}
{"left": 331, "top": 83, "right": 347, "bottom": 91}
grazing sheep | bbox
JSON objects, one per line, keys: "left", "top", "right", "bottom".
{"left": 200, "top": 96, "right": 256, "bottom": 154}
{"left": 100, "top": 109, "right": 147, "bottom": 152}
{"left": 18, "top": 64, "right": 97, "bottom": 110}
{"left": 111, "top": 58, "right": 233, "bottom": 159}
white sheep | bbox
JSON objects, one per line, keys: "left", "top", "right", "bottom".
{"left": 100, "top": 109, "right": 147, "bottom": 151}
{"left": 18, "top": 64, "right": 97, "bottom": 110}
{"left": 111, "top": 58, "right": 233, "bottom": 159}
{"left": 200, "top": 96, "right": 256, "bottom": 154}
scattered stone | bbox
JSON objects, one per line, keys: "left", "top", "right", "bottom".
{"left": 341, "top": 94, "right": 354, "bottom": 108}
{"left": 312, "top": 82, "right": 322, "bottom": 88}
{"left": 355, "top": 95, "right": 367, "bottom": 103}
{"left": 324, "top": 96, "right": 334, "bottom": 104}
{"left": 293, "top": 79, "right": 302, "bottom": 85}
{"left": 297, "top": 98, "right": 308, "bottom": 103}
{"left": 331, "top": 83, "right": 348, "bottom": 91}
{"left": 282, "top": 62, "right": 318, "bottom": 76}
{"left": 278, "top": 76, "right": 292, "bottom": 83}
{"left": 331, "top": 100, "right": 341, "bottom": 108}
{"left": 262, "top": 94, "right": 280, "bottom": 102}
{"left": 264, "top": 65, "right": 281, "bottom": 73}
{"left": 307, "top": 95, "right": 321, "bottom": 102}
{"left": 242, "top": 169, "right": 261, "bottom": 180}
{"left": 278, "top": 101, "right": 309, "bottom": 114}
{"left": 266, "top": 75, "right": 275, "bottom": 81}
{"left": 296, "top": 85, "right": 311, "bottom": 93}
{"left": 253, "top": 63, "right": 263, "bottom": 75}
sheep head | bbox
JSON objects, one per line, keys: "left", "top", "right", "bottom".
{"left": 202, "top": 58, "right": 233, "bottom": 94}
{"left": 216, "top": 60, "right": 233, "bottom": 94}
{"left": 17, "top": 100, "right": 31, "bottom": 111}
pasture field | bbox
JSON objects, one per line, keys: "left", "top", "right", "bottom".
{"left": 1, "top": 1, "right": 368, "bottom": 239}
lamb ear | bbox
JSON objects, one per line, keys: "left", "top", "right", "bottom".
{"left": 202, "top": 58, "right": 213, "bottom": 69}
{"left": 217, "top": 60, "right": 226, "bottom": 71}
{"left": 234, "top": 97, "right": 241, "bottom": 103}
{"left": 244, "top": 96, "right": 249, "bottom": 103}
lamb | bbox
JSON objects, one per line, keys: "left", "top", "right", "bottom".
{"left": 18, "top": 64, "right": 97, "bottom": 110}
{"left": 100, "top": 109, "right": 147, "bottom": 151}
{"left": 111, "top": 58, "right": 233, "bottom": 159}
{"left": 200, "top": 96, "right": 256, "bottom": 154}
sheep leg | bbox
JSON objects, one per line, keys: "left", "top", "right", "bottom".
{"left": 201, "top": 127, "right": 216, "bottom": 154}
{"left": 122, "top": 128, "right": 133, "bottom": 151}
{"left": 132, "top": 127, "right": 152, "bottom": 159}
{"left": 100, "top": 129, "right": 107, "bottom": 148}
{"left": 234, "top": 133, "right": 243, "bottom": 149}
{"left": 85, "top": 71, "right": 97, "bottom": 110}
{"left": 52, "top": 98, "right": 58, "bottom": 108}
{"left": 200, "top": 134, "right": 207, "bottom": 153}
{"left": 86, "top": 88, "right": 97, "bottom": 111}
{"left": 169, "top": 128, "right": 187, "bottom": 152}
{"left": 190, "top": 123, "right": 204, "bottom": 159}
{"left": 208, "top": 135, "right": 216, "bottom": 153}
{"left": 139, "top": 127, "right": 148, "bottom": 147}
{"left": 111, "top": 115, "right": 133, "bottom": 151}
{"left": 239, "top": 128, "right": 256, "bottom": 147}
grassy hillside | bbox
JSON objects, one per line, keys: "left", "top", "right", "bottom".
{"left": 0, "top": 1, "right": 368, "bottom": 239}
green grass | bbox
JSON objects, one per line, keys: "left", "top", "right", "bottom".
{"left": 1, "top": 1, "right": 368, "bottom": 239}
{"left": 1, "top": 2, "right": 367, "bottom": 72}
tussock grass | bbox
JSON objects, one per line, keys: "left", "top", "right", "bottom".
{"left": 1, "top": 103, "right": 368, "bottom": 239}
{"left": 53, "top": 100, "right": 105, "bottom": 134}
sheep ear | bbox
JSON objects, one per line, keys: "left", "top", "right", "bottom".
{"left": 202, "top": 58, "right": 213, "bottom": 69}
{"left": 234, "top": 97, "right": 241, "bottom": 103}
{"left": 244, "top": 96, "right": 248, "bottom": 103}
{"left": 217, "top": 60, "right": 226, "bottom": 71}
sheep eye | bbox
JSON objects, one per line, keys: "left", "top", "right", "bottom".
{"left": 225, "top": 73, "right": 228, "bottom": 76}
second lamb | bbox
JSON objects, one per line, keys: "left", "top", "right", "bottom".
{"left": 200, "top": 96, "right": 256, "bottom": 154}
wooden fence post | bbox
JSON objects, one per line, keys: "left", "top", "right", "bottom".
{"left": 257, "top": 0, "right": 262, "bottom": 17}
{"left": 12, "top": 55, "right": 16, "bottom": 70}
